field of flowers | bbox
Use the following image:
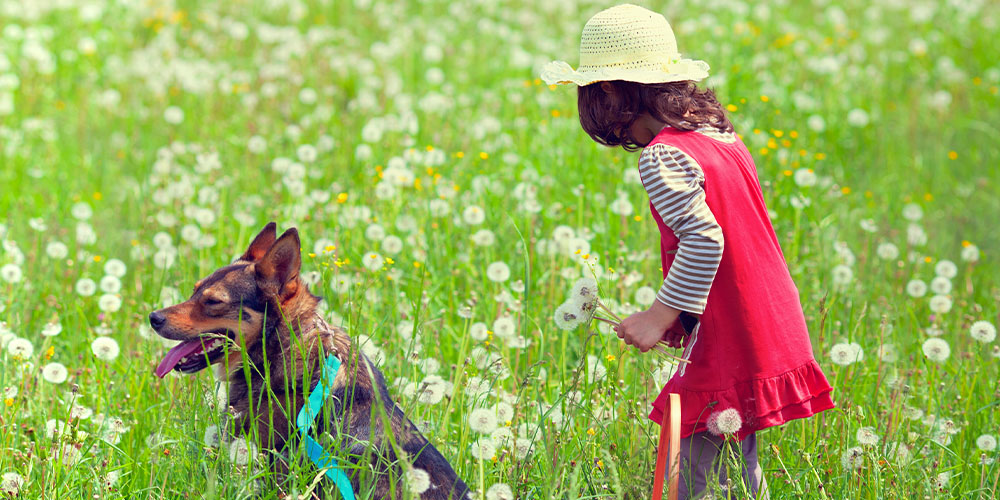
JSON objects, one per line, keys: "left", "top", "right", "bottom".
{"left": 1, "top": 0, "right": 999, "bottom": 498}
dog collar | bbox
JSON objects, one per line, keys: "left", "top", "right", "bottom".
{"left": 295, "top": 353, "right": 355, "bottom": 500}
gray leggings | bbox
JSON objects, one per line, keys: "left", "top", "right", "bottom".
{"left": 668, "top": 432, "right": 768, "bottom": 499}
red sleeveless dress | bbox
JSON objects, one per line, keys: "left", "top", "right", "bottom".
{"left": 646, "top": 127, "right": 834, "bottom": 441}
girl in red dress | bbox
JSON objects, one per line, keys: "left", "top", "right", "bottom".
{"left": 542, "top": 4, "right": 834, "bottom": 498}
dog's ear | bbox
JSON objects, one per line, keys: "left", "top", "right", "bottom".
{"left": 241, "top": 222, "right": 277, "bottom": 262}
{"left": 255, "top": 228, "right": 301, "bottom": 297}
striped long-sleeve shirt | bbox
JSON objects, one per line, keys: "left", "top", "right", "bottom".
{"left": 638, "top": 134, "right": 728, "bottom": 314}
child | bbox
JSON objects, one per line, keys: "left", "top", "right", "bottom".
{"left": 542, "top": 4, "right": 834, "bottom": 498}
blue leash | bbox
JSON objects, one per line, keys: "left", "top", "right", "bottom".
{"left": 295, "top": 353, "right": 356, "bottom": 500}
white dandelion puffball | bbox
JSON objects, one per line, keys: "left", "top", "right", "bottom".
{"left": 469, "top": 408, "right": 498, "bottom": 434}
{"left": 831, "top": 265, "right": 853, "bottom": 287}
{"left": 929, "top": 276, "right": 951, "bottom": 295}
{"left": 793, "top": 168, "right": 817, "bottom": 187}
{"left": 406, "top": 468, "right": 431, "bottom": 495}
{"left": 1, "top": 472, "right": 25, "bottom": 495}
{"left": 462, "top": 205, "right": 486, "bottom": 225}
{"left": 203, "top": 425, "right": 221, "bottom": 448}
{"left": 98, "top": 294, "right": 122, "bottom": 313}
{"left": 877, "top": 344, "right": 898, "bottom": 363}
{"left": 841, "top": 446, "right": 865, "bottom": 470}
{"left": 713, "top": 408, "right": 742, "bottom": 435}
{"left": 846, "top": 108, "right": 869, "bottom": 127}
{"left": 977, "top": 434, "right": 997, "bottom": 452}
{"left": 971, "top": 321, "right": 997, "bottom": 343}
{"left": 0, "top": 263, "right": 22, "bottom": 283}
{"left": 553, "top": 301, "right": 585, "bottom": 330}
{"left": 634, "top": 286, "right": 657, "bottom": 306}
{"left": 514, "top": 437, "right": 534, "bottom": 459}
{"left": 876, "top": 242, "right": 899, "bottom": 260}
{"left": 829, "top": 342, "right": 863, "bottom": 366}
{"left": 469, "top": 322, "right": 488, "bottom": 341}
{"left": 164, "top": 105, "right": 184, "bottom": 124}
{"left": 229, "top": 438, "right": 256, "bottom": 465}
{"left": 492, "top": 316, "right": 516, "bottom": 338}
{"left": 7, "top": 337, "right": 33, "bottom": 359}
{"left": 609, "top": 197, "right": 633, "bottom": 216}
{"left": 470, "top": 438, "right": 496, "bottom": 461}
{"left": 961, "top": 244, "right": 980, "bottom": 262}
{"left": 100, "top": 275, "right": 122, "bottom": 294}
{"left": 934, "top": 259, "right": 958, "bottom": 278}
{"left": 46, "top": 241, "right": 69, "bottom": 259}
{"left": 91, "top": 337, "right": 120, "bottom": 361}
{"left": 41, "top": 321, "right": 62, "bottom": 337}
{"left": 494, "top": 402, "right": 514, "bottom": 423}
{"left": 905, "top": 279, "right": 927, "bottom": 298}
{"left": 361, "top": 252, "right": 383, "bottom": 271}
{"left": 75, "top": 278, "right": 97, "bottom": 297}
{"left": 486, "top": 261, "right": 511, "bottom": 283}
{"left": 901, "top": 203, "right": 923, "bottom": 222}
{"left": 928, "top": 295, "right": 952, "bottom": 314}
{"left": 922, "top": 338, "right": 950, "bottom": 363}
{"left": 42, "top": 362, "right": 68, "bottom": 384}
{"left": 486, "top": 483, "right": 515, "bottom": 500}
{"left": 856, "top": 427, "right": 879, "bottom": 446}
{"left": 570, "top": 277, "right": 599, "bottom": 304}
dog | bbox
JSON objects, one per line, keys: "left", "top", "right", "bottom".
{"left": 149, "top": 222, "right": 471, "bottom": 499}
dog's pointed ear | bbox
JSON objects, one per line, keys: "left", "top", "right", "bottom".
{"left": 241, "top": 222, "right": 277, "bottom": 262}
{"left": 255, "top": 228, "right": 301, "bottom": 296}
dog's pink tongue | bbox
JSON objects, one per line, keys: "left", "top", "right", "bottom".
{"left": 155, "top": 340, "right": 204, "bottom": 378}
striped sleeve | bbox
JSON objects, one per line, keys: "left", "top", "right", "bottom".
{"left": 638, "top": 143, "right": 724, "bottom": 315}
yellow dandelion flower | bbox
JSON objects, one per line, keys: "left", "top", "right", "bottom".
{"left": 633, "top": 215, "right": 641, "bottom": 221}
{"left": 759, "top": 147, "right": 769, "bottom": 155}
{"left": 841, "top": 186, "right": 852, "bottom": 194}
{"left": 782, "top": 170, "right": 793, "bottom": 176}
{"left": 479, "top": 152, "right": 489, "bottom": 160}
{"left": 790, "top": 130, "right": 799, "bottom": 138}
{"left": 772, "top": 130, "right": 784, "bottom": 138}
{"left": 336, "top": 192, "right": 348, "bottom": 203}
{"left": 726, "top": 104, "right": 738, "bottom": 112}
{"left": 587, "top": 428, "right": 596, "bottom": 436}
{"left": 93, "top": 192, "right": 103, "bottom": 201}
{"left": 93, "top": 255, "right": 102, "bottom": 262}
{"left": 924, "top": 256, "right": 933, "bottom": 263}
{"left": 551, "top": 109, "right": 561, "bottom": 118}
{"left": 413, "top": 261, "right": 422, "bottom": 268}
{"left": 308, "top": 252, "right": 316, "bottom": 258}
{"left": 962, "top": 240, "right": 972, "bottom": 247}
{"left": 815, "top": 152, "right": 827, "bottom": 160}
{"left": 605, "top": 354, "right": 616, "bottom": 362}
{"left": 948, "top": 151, "right": 958, "bottom": 160}
{"left": 4, "top": 398, "right": 12, "bottom": 407}
{"left": 46, "top": 346, "right": 55, "bottom": 360}
{"left": 760, "top": 95, "right": 769, "bottom": 102}
{"left": 923, "top": 193, "right": 934, "bottom": 201}
{"left": 456, "top": 151, "right": 465, "bottom": 158}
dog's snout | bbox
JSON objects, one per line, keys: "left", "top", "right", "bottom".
{"left": 149, "top": 311, "right": 166, "bottom": 330}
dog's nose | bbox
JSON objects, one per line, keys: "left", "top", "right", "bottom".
{"left": 149, "top": 311, "right": 166, "bottom": 330}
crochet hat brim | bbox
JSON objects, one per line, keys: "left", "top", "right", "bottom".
{"left": 540, "top": 59, "right": 710, "bottom": 86}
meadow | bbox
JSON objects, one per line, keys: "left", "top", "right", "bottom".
{"left": 1, "top": 0, "right": 999, "bottom": 498}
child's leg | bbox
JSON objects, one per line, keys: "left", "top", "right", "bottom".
{"left": 670, "top": 432, "right": 767, "bottom": 499}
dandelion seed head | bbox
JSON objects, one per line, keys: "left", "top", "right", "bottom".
{"left": 42, "top": 362, "right": 68, "bottom": 384}
{"left": 905, "top": 278, "right": 927, "bottom": 298}
{"left": 469, "top": 408, "right": 498, "bottom": 434}
{"left": 486, "top": 483, "right": 515, "bottom": 500}
{"left": 91, "top": 337, "right": 120, "bottom": 361}
{"left": 406, "top": 468, "right": 431, "bottom": 494}
{"left": 922, "top": 338, "right": 950, "bottom": 363}
{"left": 840, "top": 446, "right": 864, "bottom": 470}
{"left": 856, "top": 426, "right": 879, "bottom": 446}
{"left": 970, "top": 321, "right": 997, "bottom": 343}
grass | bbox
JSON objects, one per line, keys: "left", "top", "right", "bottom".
{"left": 1, "top": 0, "right": 999, "bottom": 498}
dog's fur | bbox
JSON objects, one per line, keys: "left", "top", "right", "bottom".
{"left": 150, "top": 222, "right": 471, "bottom": 499}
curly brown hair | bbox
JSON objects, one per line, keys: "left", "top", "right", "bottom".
{"left": 577, "top": 80, "right": 733, "bottom": 151}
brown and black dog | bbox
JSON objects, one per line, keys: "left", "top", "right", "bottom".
{"left": 149, "top": 222, "right": 471, "bottom": 499}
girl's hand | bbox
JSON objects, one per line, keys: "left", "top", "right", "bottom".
{"left": 615, "top": 301, "right": 682, "bottom": 352}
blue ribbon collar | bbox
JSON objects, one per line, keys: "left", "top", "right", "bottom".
{"left": 295, "top": 352, "right": 355, "bottom": 500}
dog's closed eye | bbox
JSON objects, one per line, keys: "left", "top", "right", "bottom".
{"left": 204, "top": 297, "right": 225, "bottom": 306}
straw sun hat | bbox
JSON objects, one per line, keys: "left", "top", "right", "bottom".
{"left": 540, "top": 4, "right": 709, "bottom": 86}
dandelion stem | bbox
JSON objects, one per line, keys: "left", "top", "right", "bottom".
{"left": 592, "top": 316, "right": 620, "bottom": 328}
{"left": 597, "top": 300, "right": 623, "bottom": 323}
{"left": 652, "top": 345, "right": 691, "bottom": 365}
